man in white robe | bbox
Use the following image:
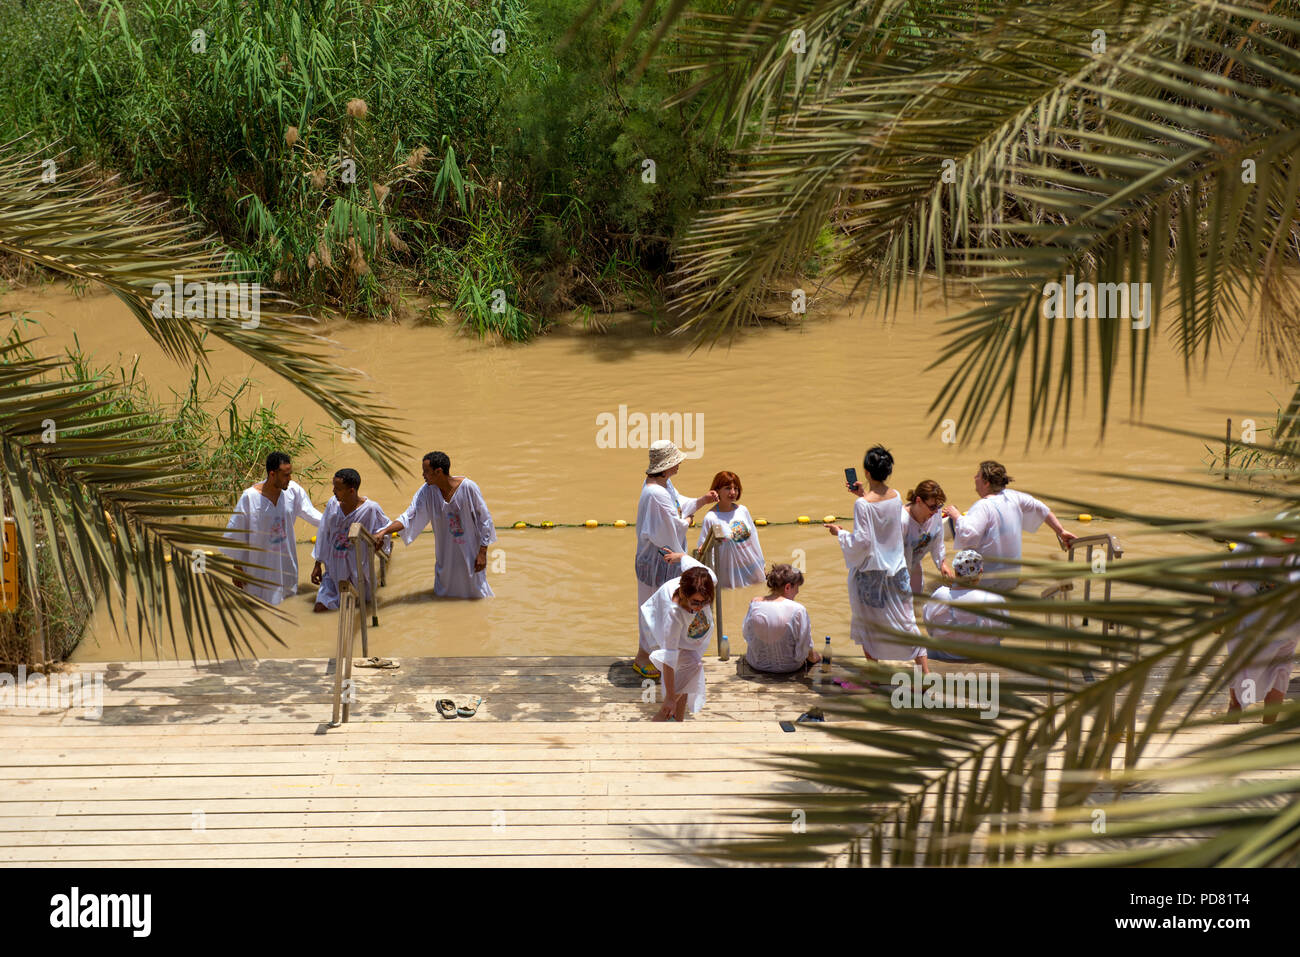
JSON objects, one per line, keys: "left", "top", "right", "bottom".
{"left": 224, "top": 451, "right": 323, "bottom": 605}
{"left": 377, "top": 451, "right": 496, "bottom": 598}
{"left": 310, "top": 468, "right": 392, "bottom": 611}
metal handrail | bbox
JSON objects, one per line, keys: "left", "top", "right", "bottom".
{"left": 693, "top": 526, "right": 727, "bottom": 659}
{"left": 1067, "top": 533, "right": 1123, "bottom": 631}
{"left": 328, "top": 523, "right": 390, "bottom": 726}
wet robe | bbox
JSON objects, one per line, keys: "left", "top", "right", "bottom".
{"left": 951, "top": 489, "right": 1052, "bottom": 593}
{"left": 396, "top": 478, "right": 496, "bottom": 598}
{"left": 837, "top": 494, "right": 925, "bottom": 661}
{"left": 642, "top": 555, "right": 717, "bottom": 715}
{"left": 1215, "top": 550, "right": 1300, "bottom": 704}
{"left": 742, "top": 597, "right": 812, "bottom": 674}
{"left": 224, "top": 481, "right": 323, "bottom": 605}
{"left": 696, "top": 504, "right": 765, "bottom": 589}
{"left": 635, "top": 479, "right": 701, "bottom": 651}
{"left": 311, "top": 497, "right": 391, "bottom": 610}
{"left": 902, "top": 502, "right": 946, "bottom": 596}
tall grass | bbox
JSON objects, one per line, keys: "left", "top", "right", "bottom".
{"left": 0, "top": 0, "right": 734, "bottom": 339}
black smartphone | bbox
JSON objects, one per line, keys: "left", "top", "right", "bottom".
{"left": 779, "top": 720, "right": 796, "bottom": 732}
{"left": 844, "top": 467, "right": 858, "bottom": 488}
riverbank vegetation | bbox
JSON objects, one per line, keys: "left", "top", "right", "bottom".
{"left": 0, "top": 0, "right": 737, "bottom": 339}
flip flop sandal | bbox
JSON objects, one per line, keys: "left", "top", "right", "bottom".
{"left": 456, "top": 696, "right": 483, "bottom": 718}
{"left": 631, "top": 661, "right": 661, "bottom": 679}
{"left": 355, "top": 656, "right": 400, "bottom": 669}
{"left": 796, "top": 708, "right": 826, "bottom": 723}
{"left": 436, "top": 699, "right": 458, "bottom": 719}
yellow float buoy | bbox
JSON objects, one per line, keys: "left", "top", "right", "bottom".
{"left": 1077, "top": 514, "right": 1093, "bottom": 522}
{"left": 584, "top": 519, "right": 598, "bottom": 528}
{"left": 310, "top": 536, "right": 316, "bottom": 543}
{"left": 797, "top": 515, "right": 811, "bottom": 524}
{"left": 756, "top": 518, "right": 768, "bottom": 526}
{"left": 614, "top": 519, "right": 628, "bottom": 528}
{"left": 1228, "top": 542, "right": 1238, "bottom": 551}
{"left": 513, "top": 521, "right": 527, "bottom": 529}
{"left": 822, "top": 514, "right": 836, "bottom": 524}
{"left": 541, "top": 521, "right": 554, "bottom": 528}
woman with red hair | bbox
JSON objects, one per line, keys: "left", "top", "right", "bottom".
{"left": 696, "top": 470, "right": 765, "bottom": 588}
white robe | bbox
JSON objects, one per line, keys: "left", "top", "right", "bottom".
{"left": 952, "top": 489, "right": 1052, "bottom": 593}
{"left": 837, "top": 494, "right": 925, "bottom": 660}
{"left": 396, "top": 478, "right": 496, "bottom": 598}
{"left": 311, "top": 497, "right": 391, "bottom": 601}
{"left": 902, "top": 503, "right": 946, "bottom": 596}
{"left": 635, "top": 479, "right": 700, "bottom": 651}
{"left": 223, "top": 480, "right": 323, "bottom": 605}
{"left": 923, "top": 585, "right": 1005, "bottom": 649}
{"left": 1215, "top": 551, "right": 1300, "bottom": 703}
{"left": 742, "top": 597, "right": 812, "bottom": 673}
{"left": 696, "top": 504, "right": 765, "bottom": 589}
{"left": 642, "top": 555, "right": 717, "bottom": 714}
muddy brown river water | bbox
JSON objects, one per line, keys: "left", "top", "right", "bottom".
{"left": 2, "top": 282, "right": 1290, "bottom": 663}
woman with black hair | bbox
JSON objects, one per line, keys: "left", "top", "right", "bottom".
{"left": 825, "top": 445, "right": 928, "bottom": 672}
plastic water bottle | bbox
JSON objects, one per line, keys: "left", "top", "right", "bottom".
{"left": 820, "top": 636, "right": 832, "bottom": 682}
{"left": 719, "top": 634, "right": 730, "bottom": 661}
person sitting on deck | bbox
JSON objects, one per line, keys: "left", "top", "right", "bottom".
{"left": 941, "top": 460, "right": 1077, "bottom": 593}
{"left": 310, "top": 468, "right": 392, "bottom": 612}
{"left": 922, "top": 550, "right": 1006, "bottom": 662}
{"left": 642, "top": 551, "right": 718, "bottom": 721}
{"left": 376, "top": 451, "right": 496, "bottom": 599}
{"left": 741, "top": 563, "right": 821, "bottom": 675}
{"left": 224, "top": 451, "right": 323, "bottom": 605}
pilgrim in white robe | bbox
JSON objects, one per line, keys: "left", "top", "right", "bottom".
{"left": 396, "top": 478, "right": 496, "bottom": 598}
{"left": 951, "top": 489, "right": 1052, "bottom": 593}
{"left": 741, "top": 596, "right": 813, "bottom": 674}
{"left": 224, "top": 480, "right": 323, "bottom": 605}
{"left": 311, "top": 497, "right": 392, "bottom": 609}
{"left": 642, "top": 555, "right": 717, "bottom": 715}
{"left": 902, "top": 502, "right": 946, "bottom": 596}
{"left": 837, "top": 494, "right": 925, "bottom": 661}
{"left": 635, "top": 479, "right": 701, "bottom": 651}
{"left": 923, "top": 585, "right": 1006, "bottom": 658}
{"left": 1215, "top": 550, "right": 1300, "bottom": 705}
{"left": 696, "top": 504, "right": 765, "bottom": 589}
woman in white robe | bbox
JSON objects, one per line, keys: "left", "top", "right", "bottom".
{"left": 310, "top": 470, "right": 391, "bottom": 611}
{"left": 633, "top": 440, "right": 716, "bottom": 677}
{"left": 742, "top": 564, "right": 818, "bottom": 674}
{"left": 1215, "top": 536, "right": 1300, "bottom": 722}
{"left": 825, "top": 445, "right": 927, "bottom": 668}
{"left": 901, "top": 480, "right": 953, "bottom": 595}
{"left": 943, "top": 461, "right": 1076, "bottom": 593}
{"left": 224, "top": 455, "right": 322, "bottom": 605}
{"left": 695, "top": 470, "right": 765, "bottom": 589}
{"left": 643, "top": 553, "right": 718, "bottom": 720}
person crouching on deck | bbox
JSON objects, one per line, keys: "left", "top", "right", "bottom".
{"left": 376, "top": 451, "right": 497, "bottom": 598}
{"left": 642, "top": 551, "right": 718, "bottom": 721}
{"left": 310, "top": 468, "right": 392, "bottom": 612}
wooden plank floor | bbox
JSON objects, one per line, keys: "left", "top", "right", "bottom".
{"left": 1, "top": 655, "right": 1295, "bottom": 866}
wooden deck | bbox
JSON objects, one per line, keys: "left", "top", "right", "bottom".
{"left": 1, "top": 654, "right": 1295, "bottom": 866}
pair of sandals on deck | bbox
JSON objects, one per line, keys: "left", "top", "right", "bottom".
{"left": 437, "top": 696, "right": 482, "bottom": 719}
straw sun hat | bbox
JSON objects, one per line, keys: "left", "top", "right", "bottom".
{"left": 646, "top": 440, "right": 686, "bottom": 475}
